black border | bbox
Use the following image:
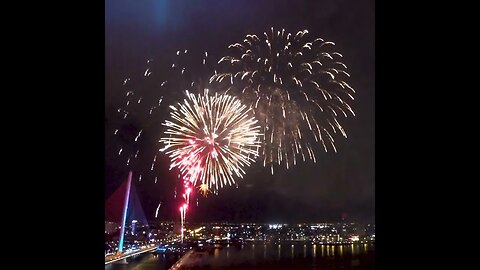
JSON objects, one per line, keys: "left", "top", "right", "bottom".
{"left": 16, "top": 0, "right": 460, "bottom": 268}
{"left": 16, "top": 1, "right": 106, "bottom": 267}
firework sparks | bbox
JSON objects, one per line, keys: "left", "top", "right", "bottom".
{"left": 155, "top": 202, "right": 162, "bottom": 218}
{"left": 111, "top": 49, "right": 215, "bottom": 183}
{"left": 160, "top": 90, "right": 262, "bottom": 192}
{"left": 199, "top": 183, "right": 211, "bottom": 197}
{"left": 185, "top": 186, "right": 192, "bottom": 205}
{"left": 212, "top": 28, "right": 355, "bottom": 172}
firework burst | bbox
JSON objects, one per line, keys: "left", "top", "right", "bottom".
{"left": 198, "top": 183, "right": 211, "bottom": 197}
{"left": 211, "top": 27, "right": 355, "bottom": 173}
{"left": 160, "top": 90, "right": 262, "bottom": 192}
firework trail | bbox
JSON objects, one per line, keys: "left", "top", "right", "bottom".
{"left": 211, "top": 27, "right": 355, "bottom": 173}
{"left": 179, "top": 204, "right": 186, "bottom": 243}
{"left": 155, "top": 202, "right": 162, "bottom": 218}
{"left": 160, "top": 89, "right": 262, "bottom": 192}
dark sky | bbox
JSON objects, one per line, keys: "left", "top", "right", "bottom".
{"left": 105, "top": 0, "right": 374, "bottom": 224}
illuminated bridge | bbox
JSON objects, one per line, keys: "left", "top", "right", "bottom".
{"left": 105, "top": 244, "right": 159, "bottom": 265}
{"left": 105, "top": 171, "right": 161, "bottom": 265}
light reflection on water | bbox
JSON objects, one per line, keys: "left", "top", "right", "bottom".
{"left": 105, "top": 242, "right": 375, "bottom": 270}
{"left": 263, "top": 243, "right": 266, "bottom": 259}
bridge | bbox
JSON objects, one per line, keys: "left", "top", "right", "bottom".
{"left": 105, "top": 244, "right": 159, "bottom": 265}
{"left": 105, "top": 171, "right": 161, "bottom": 265}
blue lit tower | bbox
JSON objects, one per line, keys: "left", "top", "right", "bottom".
{"left": 118, "top": 171, "right": 132, "bottom": 253}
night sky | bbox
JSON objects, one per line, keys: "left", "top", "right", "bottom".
{"left": 105, "top": 0, "right": 374, "bottom": 224}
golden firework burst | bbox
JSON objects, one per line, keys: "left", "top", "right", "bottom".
{"left": 199, "top": 183, "right": 211, "bottom": 197}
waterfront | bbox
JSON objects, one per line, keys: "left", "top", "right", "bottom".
{"left": 105, "top": 242, "right": 374, "bottom": 270}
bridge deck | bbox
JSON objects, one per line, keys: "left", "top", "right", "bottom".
{"left": 105, "top": 245, "right": 159, "bottom": 265}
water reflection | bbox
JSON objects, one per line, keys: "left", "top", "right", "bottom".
{"left": 105, "top": 243, "right": 375, "bottom": 270}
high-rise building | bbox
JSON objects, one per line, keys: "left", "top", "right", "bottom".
{"left": 131, "top": 220, "right": 138, "bottom": 235}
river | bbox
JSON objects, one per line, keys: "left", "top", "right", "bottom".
{"left": 105, "top": 242, "right": 375, "bottom": 269}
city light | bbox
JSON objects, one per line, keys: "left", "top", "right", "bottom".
{"left": 106, "top": 220, "right": 374, "bottom": 265}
